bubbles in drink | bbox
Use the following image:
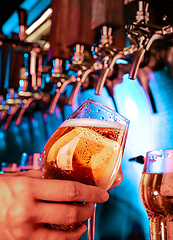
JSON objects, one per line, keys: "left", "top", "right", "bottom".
{"left": 139, "top": 172, "right": 173, "bottom": 239}
{"left": 41, "top": 118, "right": 127, "bottom": 190}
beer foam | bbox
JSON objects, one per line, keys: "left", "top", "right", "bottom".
{"left": 60, "top": 118, "right": 127, "bottom": 130}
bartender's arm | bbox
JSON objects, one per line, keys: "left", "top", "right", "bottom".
{"left": 0, "top": 170, "right": 109, "bottom": 240}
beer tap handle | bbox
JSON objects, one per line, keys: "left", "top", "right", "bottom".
{"left": 30, "top": 48, "right": 39, "bottom": 90}
{"left": 73, "top": 44, "right": 85, "bottom": 63}
{"left": 49, "top": 76, "right": 76, "bottom": 114}
{"left": 48, "top": 58, "right": 65, "bottom": 114}
{"left": 101, "top": 26, "right": 113, "bottom": 46}
{"left": 17, "top": 8, "right": 28, "bottom": 41}
{"left": 37, "top": 54, "right": 43, "bottom": 88}
{"left": 136, "top": 1, "right": 149, "bottom": 24}
{"left": 16, "top": 62, "right": 47, "bottom": 126}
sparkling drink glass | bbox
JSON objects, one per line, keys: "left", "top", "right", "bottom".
{"left": 139, "top": 149, "right": 173, "bottom": 240}
{"left": 41, "top": 98, "right": 129, "bottom": 239}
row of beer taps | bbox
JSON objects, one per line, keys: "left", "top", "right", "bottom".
{"left": 0, "top": 0, "right": 173, "bottom": 131}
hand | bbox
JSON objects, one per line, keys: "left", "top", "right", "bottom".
{"left": 0, "top": 170, "right": 109, "bottom": 240}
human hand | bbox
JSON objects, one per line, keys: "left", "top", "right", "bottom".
{"left": 0, "top": 170, "right": 109, "bottom": 240}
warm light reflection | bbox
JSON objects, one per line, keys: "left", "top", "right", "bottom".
{"left": 26, "top": 19, "right": 51, "bottom": 42}
{"left": 25, "top": 8, "right": 52, "bottom": 35}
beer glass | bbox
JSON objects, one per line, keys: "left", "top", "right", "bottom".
{"left": 41, "top": 98, "right": 129, "bottom": 239}
{"left": 139, "top": 149, "right": 173, "bottom": 240}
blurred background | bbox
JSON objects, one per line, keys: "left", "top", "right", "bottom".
{"left": 0, "top": 0, "right": 173, "bottom": 239}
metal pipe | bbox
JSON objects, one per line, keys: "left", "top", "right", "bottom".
{"left": 95, "top": 52, "right": 125, "bottom": 95}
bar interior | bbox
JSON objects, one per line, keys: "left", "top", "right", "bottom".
{"left": 0, "top": 0, "right": 173, "bottom": 239}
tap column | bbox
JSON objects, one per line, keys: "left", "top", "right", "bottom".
{"left": 48, "top": 0, "right": 71, "bottom": 62}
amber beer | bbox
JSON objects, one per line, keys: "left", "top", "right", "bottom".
{"left": 41, "top": 118, "right": 127, "bottom": 190}
{"left": 140, "top": 172, "right": 173, "bottom": 240}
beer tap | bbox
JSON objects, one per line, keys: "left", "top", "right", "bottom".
{"left": 4, "top": 88, "right": 22, "bottom": 131}
{"left": 128, "top": 22, "right": 173, "bottom": 79}
{"left": 17, "top": 8, "right": 28, "bottom": 42}
{"left": 67, "top": 44, "right": 102, "bottom": 106}
{"left": 0, "top": 7, "right": 33, "bottom": 53}
{"left": 135, "top": 1, "right": 149, "bottom": 24}
{"left": 94, "top": 26, "right": 134, "bottom": 95}
{"left": 15, "top": 45, "right": 53, "bottom": 126}
{"left": 15, "top": 57, "right": 46, "bottom": 126}
{"left": 37, "top": 53, "right": 43, "bottom": 89}
{"left": 48, "top": 58, "right": 76, "bottom": 114}
{"left": 67, "top": 43, "right": 104, "bottom": 106}
{"left": 63, "top": 0, "right": 95, "bottom": 106}
{"left": 0, "top": 95, "right": 9, "bottom": 124}
{"left": 67, "top": 44, "right": 85, "bottom": 106}
{"left": 127, "top": 1, "right": 173, "bottom": 80}
{"left": 30, "top": 47, "right": 40, "bottom": 90}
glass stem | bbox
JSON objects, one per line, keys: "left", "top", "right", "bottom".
{"left": 87, "top": 203, "right": 97, "bottom": 240}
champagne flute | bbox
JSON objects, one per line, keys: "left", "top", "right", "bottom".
{"left": 139, "top": 149, "right": 173, "bottom": 240}
{"left": 41, "top": 98, "right": 129, "bottom": 239}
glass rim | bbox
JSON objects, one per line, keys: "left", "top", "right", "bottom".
{"left": 69, "top": 98, "right": 130, "bottom": 125}
{"left": 146, "top": 149, "right": 173, "bottom": 156}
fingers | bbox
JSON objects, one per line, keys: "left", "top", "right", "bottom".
{"left": 32, "top": 178, "right": 109, "bottom": 203}
{"left": 20, "top": 170, "right": 43, "bottom": 178}
{"left": 36, "top": 202, "right": 94, "bottom": 225}
{"left": 0, "top": 170, "right": 43, "bottom": 178}
{"left": 30, "top": 224, "right": 87, "bottom": 240}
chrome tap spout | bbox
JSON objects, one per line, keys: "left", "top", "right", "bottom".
{"left": 0, "top": 95, "right": 9, "bottom": 124}
{"left": 68, "top": 63, "right": 101, "bottom": 106}
{"left": 48, "top": 75, "right": 76, "bottom": 114}
{"left": 4, "top": 89, "right": 22, "bottom": 131}
{"left": 15, "top": 92, "right": 42, "bottom": 126}
{"left": 95, "top": 52, "right": 126, "bottom": 95}
{"left": 129, "top": 33, "right": 165, "bottom": 80}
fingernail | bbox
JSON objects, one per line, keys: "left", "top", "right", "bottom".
{"left": 100, "top": 191, "right": 109, "bottom": 201}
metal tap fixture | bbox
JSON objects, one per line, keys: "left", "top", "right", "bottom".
{"left": 30, "top": 47, "right": 41, "bottom": 90}
{"left": 15, "top": 84, "right": 42, "bottom": 126}
{"left": 135, "top": 1, "right": 149, "bottom": 24}
{"left": 0, "top": 95, "right": 9, "bottom": 124}
{"left": 48, "top": 57, "right": 77, "bottom": 114}
{"left": 17, "top": 8, "right": 28, "bottom": 42}
{"left": 67, "top": 44, "right": 88, "bottom": 106}
{"left": 3, "top": 88, "right": 22, "bottom": 131}
{"left": 68, "top": 44, "right": 103, "bottom": 106}
{"left": 126, "top": 1, "right": 173, "bottom": 80}
{"left": 15, "top": 58, "right": 48, "bottom": 126}
{"left": 127, "top": 20, "right": 173, "bottom": 79}
{"left": 95, "top": 26, "right": 135, "bottom": 95}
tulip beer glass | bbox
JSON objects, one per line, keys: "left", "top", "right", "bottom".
{"left": 139, "top": 149, "right": 173, "bottom": 240}
{"left": 41, "top": 98, "right": 129, "bottom": 239}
